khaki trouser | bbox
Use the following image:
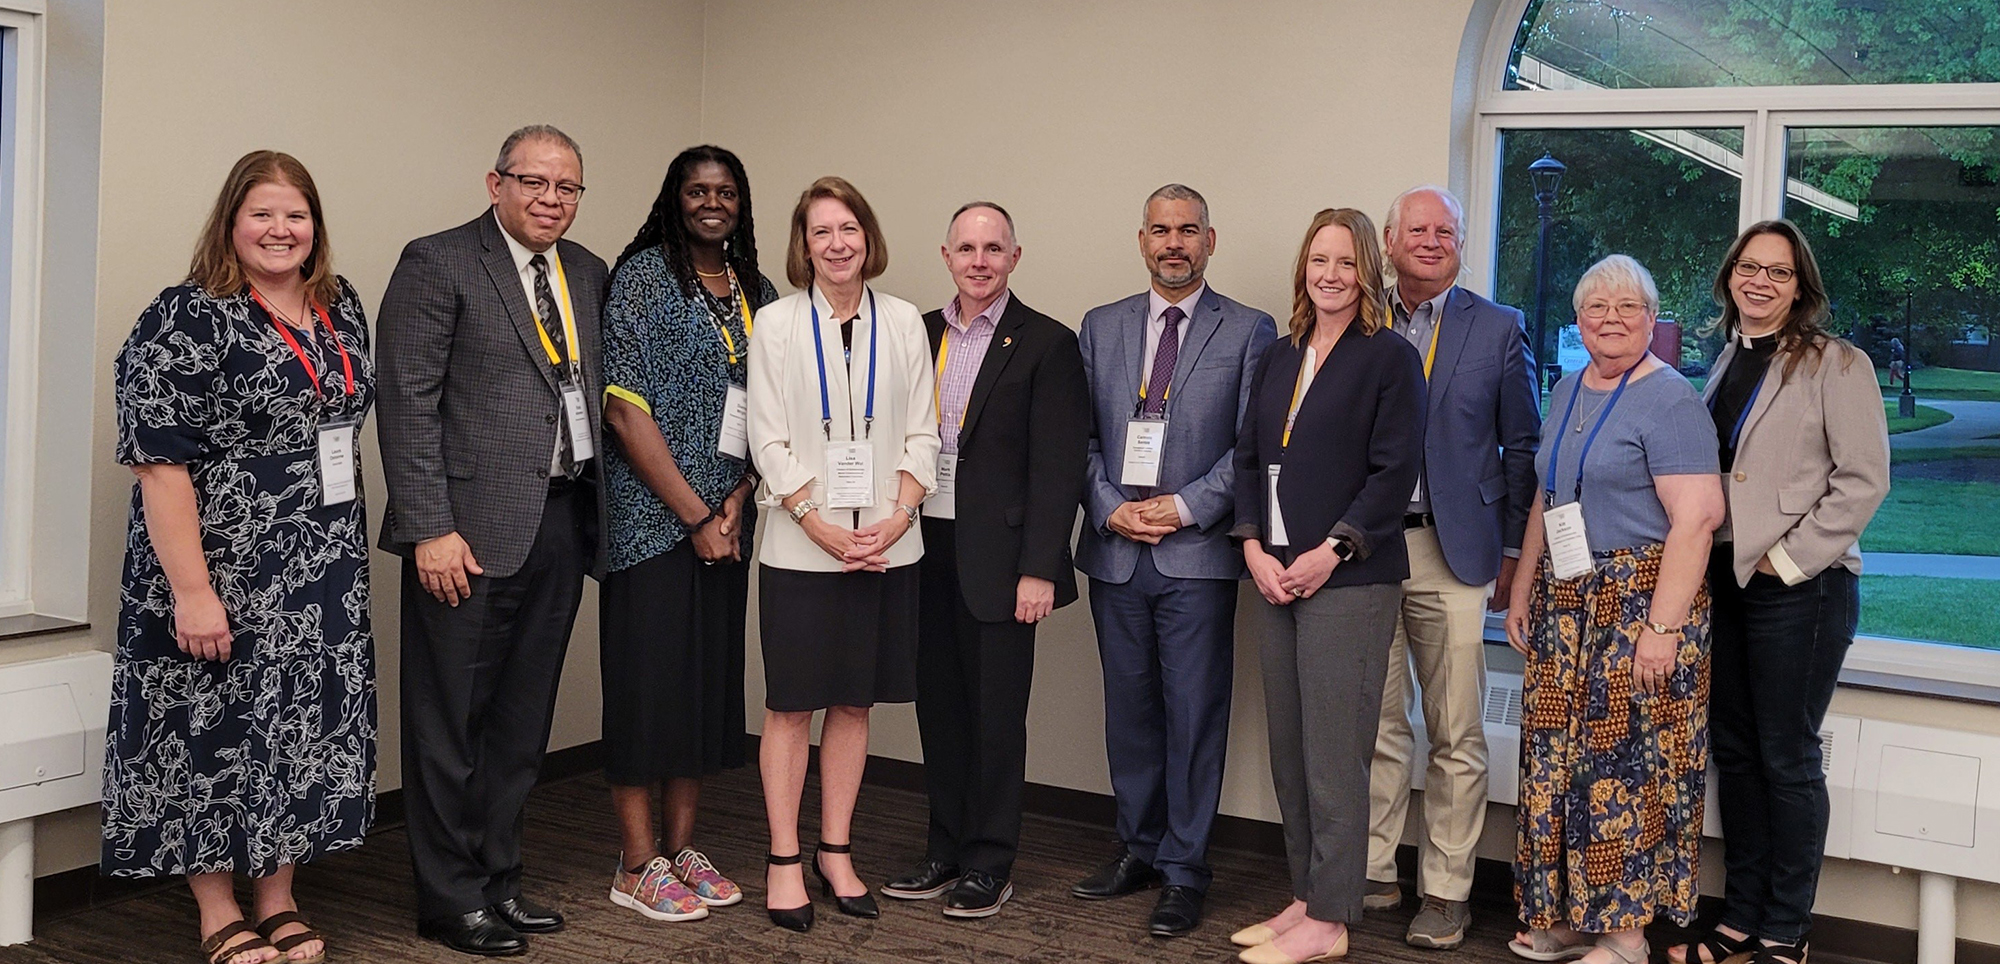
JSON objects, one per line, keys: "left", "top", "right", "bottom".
{"left": 1366, "top": 524, "right": 1491, "bottom": 902}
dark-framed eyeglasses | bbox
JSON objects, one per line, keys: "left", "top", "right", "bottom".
{"left": 1732, "top": 259, "right": 1796, "bottom": 283}
{"left": 497, "top": 170, "right": 585, "bottom": 205}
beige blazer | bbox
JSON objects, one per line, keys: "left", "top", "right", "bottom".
{"left": 747, "top": 285, "right": 940, "bottom": 572}
{"left": 1702, "top": 336, "right": 1889, "bottom": 588}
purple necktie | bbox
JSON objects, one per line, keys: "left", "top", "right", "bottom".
{"left": 1143, "top": 306, "right": 1183, "bottom": 416}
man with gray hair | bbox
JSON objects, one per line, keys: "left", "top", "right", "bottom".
{"left": 880, "top": 202, "right": 1088, "bottom": 919}
{"left": 1365, "top": 185, "right": 1541, "bottom": 949}
{"left": 378, "top": 124, "right": 608, "bottom": 956}
{"left": 1071, "top": 184, "right": 1275, "bottom": 938}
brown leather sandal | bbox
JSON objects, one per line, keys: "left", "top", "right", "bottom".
{"left": 199, "top": 920, "right": 275, "bottom": 964}
{"left": 254, "top": 911, "right": 326, "bottom": 964}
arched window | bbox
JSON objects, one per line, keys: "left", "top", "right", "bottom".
{"left": 1467, "top": 0, "right": 2000, "bottom": 687}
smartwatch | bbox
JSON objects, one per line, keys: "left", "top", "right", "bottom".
{"left": 1325, "top": 536, "right": 1357, "bottom": 561}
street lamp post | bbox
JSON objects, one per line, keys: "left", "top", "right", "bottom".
{"left": 1529, "top": 153, "right": 1566, "bottom": 397}
{"left": 1901, "top": 290, "right": 1917, "bottom": 418}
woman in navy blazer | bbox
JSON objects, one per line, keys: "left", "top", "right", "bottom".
{"left": 1227, "top": 208, "right": 1425, "bottom": 964}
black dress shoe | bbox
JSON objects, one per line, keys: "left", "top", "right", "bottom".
{"left": 418, "top": 908, "right": 527, "bottom": 957}
{"left": 488, "top": 896, "right": 563, "bottom": 934}
{"left": 1070, "top": 849, "right": 1160, "bottom": 900}
{"left": 811, "top": 842, "right": 880, "bottom": 918}
{"left": 1148, "top": 885, "right": 1204, "bottom": 937}
{"left": 766, "top": 853, "right": 814, "bottom": 933}
{"left": 942, "top": 870, "right": 1013, "bottom": 919}
{"left": 881, "top": 858, "right": 962, "bottom": 900}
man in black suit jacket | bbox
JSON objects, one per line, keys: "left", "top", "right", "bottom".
{"left": 879, "top": 202, "right": 1088, "bottom": 919}
{"left": 377, "top": 125, "right": 608, "bottom": 957}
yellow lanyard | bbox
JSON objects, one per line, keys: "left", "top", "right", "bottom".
{"left": 1422, "top": 313, "right": 1443, "bottom": 380}
{"left": 1281, "top": 346, "right": 1316, "bottom": 449}
{"left": 531, "top": 254, "right": 580, "bottom": 379}
{"left": 933, "top": 323, "right": 970, "bottom": 429}
{"left": 710, "top": 267, "right": 755, "bottom": 366}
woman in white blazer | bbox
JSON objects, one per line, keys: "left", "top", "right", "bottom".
{"left": 1670, "top": 221, "right": 1889, "bottom": 964}
{"left": 746, "top": 176, "right": 938, "bottom": 933}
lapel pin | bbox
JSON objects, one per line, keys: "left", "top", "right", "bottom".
{"left": 1002, "top": 336, "right": 1013, "bottom": 347}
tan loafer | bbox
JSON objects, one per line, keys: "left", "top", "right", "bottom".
{"left": 1231, "top": 923, "right": 1278, "bottom": 947}
{"left": 1238, "top": 929, "right": 1348, "bottom": 963}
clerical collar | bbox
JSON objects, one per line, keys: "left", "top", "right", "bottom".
{"left": 1738, "top": 328, "right": 1780, "bottom": 350}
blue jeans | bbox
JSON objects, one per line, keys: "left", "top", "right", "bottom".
{"left": 1706, "top": 545, "right": 1858, "bottom": 944}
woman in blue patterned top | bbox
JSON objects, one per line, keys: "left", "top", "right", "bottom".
{"left": 598, "top": 145, "right": 778, "bottom": 923}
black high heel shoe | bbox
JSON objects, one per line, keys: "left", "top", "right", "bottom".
{"left": 766, "top": 853, "right": 815, "bottom": 932}
{"left": 811, "top": 842, "right": 880, "bottom": 919}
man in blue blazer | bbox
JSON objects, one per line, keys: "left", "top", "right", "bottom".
{"left": 1071, "top": 184, "right": 1276, "bottom": 938}
{"left": 1364, "top": 186, "right": 1541, "bottom": 950}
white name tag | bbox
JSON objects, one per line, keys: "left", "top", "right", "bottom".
{"left": 1121, "top": 417, "right": 1167, "bottom": 487}
{"left": 824, "top": 441, "right": 876, "bottom": 509}
{"left": 717, "top": 383, "right": 749, "bottom": 460}
{"left": 923, "top": 453, "right": 957, "bottom": 519}
{"left": 317, "top": 422, "right": 357, "bottom": 506}
{"left": 561, "top": 385, "right": 595, "bottom": 462}
{"left": 1543, "top": 501, "right": 1594, "bottom": 581}
{"left": 1266, "top": 464, "right": 1289, "bottom": 547}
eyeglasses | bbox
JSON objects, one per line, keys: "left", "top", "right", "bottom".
{"left": 1579, "top": 299, "right": 1651, "bottom": 320}
{"left": 1732, "top": 259, "right": 1796, "bottom": 283}
{"left": 496, "top": 170, "right": 586, "bottom": 205}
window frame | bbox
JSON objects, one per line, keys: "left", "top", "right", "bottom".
{"left": 0, "top": 0, "right": 45, "bottom": 618}
{"left": 1467, "top": 1, "right": 2000, "bottom": 698}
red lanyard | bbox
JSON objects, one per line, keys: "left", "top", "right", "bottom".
{"left": 251, "top": 288, "right": 355, "bottom": 398}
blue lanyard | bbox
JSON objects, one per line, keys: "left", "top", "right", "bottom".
{"left": 1711, "top": 367, "right": 1765, "bottom": 451}
{"left": 809, "top": 289, "right": 878, "bottom": 440}
{"left": 1545, "top": 364, "right": 1636, "bottom": 505}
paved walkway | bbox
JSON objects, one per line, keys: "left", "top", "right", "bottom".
{"left": 1890, "top": 398, "right": 2000, "bottom": 449}
{"left": 1862, "top": 551, "right": 2000, "bottom": 580}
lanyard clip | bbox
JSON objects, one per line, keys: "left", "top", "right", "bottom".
{"left": 863, "top": 415, "right": 874, "bottom": 440}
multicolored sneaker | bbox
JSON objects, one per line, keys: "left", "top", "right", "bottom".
{"left": 671, "top": 847, "right": 743, "bottom": 907}
{"left": 609, "top": 855, "right": 709, "bottom": 921}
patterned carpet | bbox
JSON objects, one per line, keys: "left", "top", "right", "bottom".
{"left": 15, "top": 764, "right": 1707, "bottom": 964}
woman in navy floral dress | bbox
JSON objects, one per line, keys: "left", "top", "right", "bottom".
{"left": 106, "top": 152, "right": 373, "bottom": 964}
{"left": 597, "top": 145, "right": 778, "bottom": 923}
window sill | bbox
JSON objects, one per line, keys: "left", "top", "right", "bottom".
{"left": 0, "top": 613, "right": 88, "bottom": 642}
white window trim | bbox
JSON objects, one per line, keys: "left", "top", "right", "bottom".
{"left": 0, "top": 1, "right": 45, "bottom": 618}
{"left": 1467, "top": 1, "right": 2000, "bottom": 695}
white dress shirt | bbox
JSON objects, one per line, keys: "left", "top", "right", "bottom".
{"left": 494, "top": 211, "right": 583, "bottom": 475}
{"left": 747, "top": 285, "right": 941, "bottom": 572}
{"left": 1143, "top": 284, "right": 1204, "bottom": 527}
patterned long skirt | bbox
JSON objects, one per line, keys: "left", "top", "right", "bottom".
{"left": 1515, "top": 542, "right": 1711, "bottom": 933}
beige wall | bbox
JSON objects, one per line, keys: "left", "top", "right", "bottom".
{"left": 15, "top": 0, "right": 2000, "bottom": 949}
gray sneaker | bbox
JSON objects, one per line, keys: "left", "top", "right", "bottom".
{"left": 1362, "top": 878, "right": 1403, "bottom": 911}
{"left": 1405, "top": 895, "right": 1470, "bottom": 949}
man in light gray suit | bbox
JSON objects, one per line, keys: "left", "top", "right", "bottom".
{"left": 377, "top": 125, "right": 608, "bottom": 958}
{"left": 1071, "top": 184, "right": 1276, "bottom": 938}
{"left": 1364, "top": 185, "right": 1541, "bottom": 950}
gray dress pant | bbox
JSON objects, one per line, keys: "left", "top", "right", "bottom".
{"left": 1259, "top": 580, "right": 1401, "bottom": 922}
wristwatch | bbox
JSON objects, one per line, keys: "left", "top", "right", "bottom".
{"left": 896, "top": 502, "right": 920, "bottom": 525}
{"left": 1325, "top": 536, "right": 1357, "bottom": 561}
{"left": 1644, "top": 617, "right": 1681, "bottom": 637}
{"left": 788, "top": 498, "right": 819, "bottom": 523}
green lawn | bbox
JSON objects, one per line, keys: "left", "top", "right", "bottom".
{"left": 1859, "top": 575, "right": 2000, "bottom": 651}
{"left": 1878, "top": 366, "right": 2000, "bottom": 402}
{"left": 1885, "top": 402, "right": 1952, "bottom": 435}
{"left": 1861, "top": 476, "right": 2000, "bottom": 556}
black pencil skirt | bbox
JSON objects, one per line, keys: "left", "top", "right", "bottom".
{"left": 757, "top": 563, "right": 920, "bottom": 712}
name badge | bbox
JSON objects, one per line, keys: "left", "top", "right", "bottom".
{"left": 824, "top": 440, "right": 876, "bottom": 509}
{"left": 923, "top": 453, "right": 957, "bottom": 520}
{"left": 317, "top": 421, "right": 358, "bottom": 506}
{"left": 561, "top": 385, "right": 596, "bottom": 462}
{"left": 717, "top": 383, "right": 750, "bottom": 460}
{"left": 1543, "top": 501, "right": 1594, "bottom": 581}
{"left": 1266, "top": 464, "right": 1289, "bottom": 547}
{"left": 1121, "top": 417, "right": 1167, "bottom": 487}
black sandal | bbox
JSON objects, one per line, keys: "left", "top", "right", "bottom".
{"left": 254, "top": 911, "right": 325, "bottom": 964}
{"left": 1754, "top": 940, "right": 1808, "bottom": 964}
{"left": 766, "top": 853, "right": 814, "bottom": 933}
{"left": 199, "top": 920, "right": 275, "bottom": 964}
{"left": 1674, "top": 928, "right": 1756, "bottom": 964}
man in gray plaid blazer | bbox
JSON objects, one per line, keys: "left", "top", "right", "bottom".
{"left": 377, "top": 125, "right": 608, "bottom": 957}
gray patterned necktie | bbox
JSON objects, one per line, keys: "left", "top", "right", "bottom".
{"left": 530, "top": 254, "right": 580, "bottom": 478}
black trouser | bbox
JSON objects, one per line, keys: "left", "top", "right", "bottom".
{"left": 401, "top": 484, "right": 589, "bottom": 921}
{"left": 1707, "top": 545, "right": 1858, "bottom": 944}
{"left": 915, "top": 519, "right": 1037, "bottom": 878}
